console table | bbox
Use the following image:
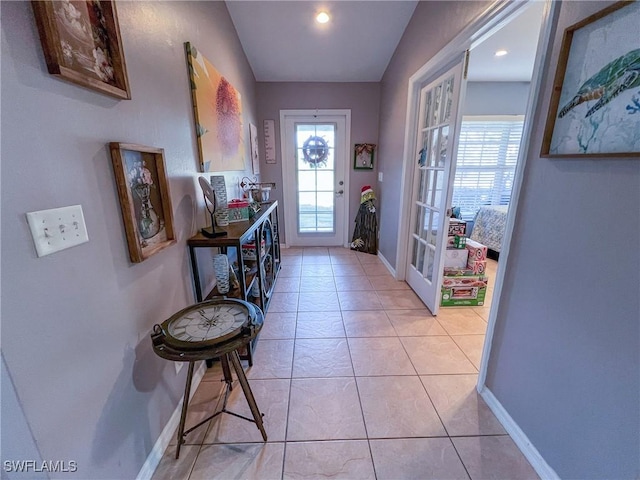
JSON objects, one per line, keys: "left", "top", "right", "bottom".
{"left": 186, "top": 201, "right": 281, "bottom": 362}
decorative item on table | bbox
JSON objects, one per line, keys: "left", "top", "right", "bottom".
{"left": 185, "top": 42, "right": 245, "bottom": 172}
{"left": 242, "top": 239, "right": 266, "bottom": 260}
{"left": 353, "top": 143, "right": 375, "bottom": 170}
{"left": 210, "top": 175, "right": 230, "bottom": 226}
{"left": 212, "top": 254, "right": 230, "bottom": 294}
{"left": 541, "top": 1, "right": 640, "bottom": 157}
{"left": 198, "top": 177, "right": 227, "bottom": 238}
{"left": 228, "top": 199, "right": 250, "bottom": 223}
{"left": 31, "top": 1, "right": 131, "bottom": 100}
{"left": 350, "top": 186, "right": 378, "bottom": 254}
{"left": 109, "top": 143, "right": 176, "bottom": 263}
{"left": 250, "top": 278, "right": 260, "bottom": 298}
{"left": 240, "top": 176, "right": 276, "bottom": 204}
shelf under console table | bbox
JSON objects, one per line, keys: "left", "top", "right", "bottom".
{"left": 187, "top": 201, "right": 281, "bottom": 363}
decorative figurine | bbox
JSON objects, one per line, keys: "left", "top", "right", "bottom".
{"left": 350, "top": 185, "right": 378, "bottom": 254}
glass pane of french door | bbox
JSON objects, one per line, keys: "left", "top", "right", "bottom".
{"left": 295, "top": 123, "right": 336, "bottom": 234}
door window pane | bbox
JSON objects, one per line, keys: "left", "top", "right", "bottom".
{"left": 437, "top": 125, "right": 449, "bottom": 168}
{"left": 430, "top": 84, "right": 442, "bottom": 126}
{"left": 423, "top": 90, "right": 433, "bottom": 129}
{"left": 425, "top": 246, "right": 435, "bottom": 282}
{"left": 298, "top": 171, "right": 317, "bottom": 191}
{"left": 427, "top": 210, "right": 440, "bottom": 247}
{"left": 316, "top": 171, "right": 334, "bottom": 190}
{"left": 432, "top": 169, "right": 444, "bottom": 208}
{"left": 411, "top": 237, "right": 419, "bottom": 268}
{"left": 429, "top": 129, "right": 439, "bottom": 167}
{"left": 299, "top": 192, "right": 316, "bottom": 212}
{"left": 420, "top": 210, "right": 431, "bottom": 242}
{"left": 416, "top": 241, "right": 425, "bottom": 273}
{"left": 442, "top": 76, "right": 454, "bottom": 123}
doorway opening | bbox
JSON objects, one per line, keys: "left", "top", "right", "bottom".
{"left": 450, "top": 1, "right": 545, "bottom": 312}
{"left": 397, "top": 0, "right": 547, "bottom": 315}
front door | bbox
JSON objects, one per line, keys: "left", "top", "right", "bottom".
{"left": 405, "top": 58, "right": 467, "bottom": 314}
{"left": 281, "top": 110, "right": 350, "bottom": 247}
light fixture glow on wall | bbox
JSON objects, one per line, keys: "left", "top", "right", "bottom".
{"left": 495, "top": 49, "right": 508, "bottom": 57}
{"left": 316, "top": 11, "right": 330, "bottom": 24}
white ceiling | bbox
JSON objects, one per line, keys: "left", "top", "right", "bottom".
{"left": 226, "top": 1, "right": 418, "bottom": 82}
{"left": 467, "top": 1, "right": 545, "bottom": 82}
{"left": 225, "top": 1, "right": 544, "bottom": 83}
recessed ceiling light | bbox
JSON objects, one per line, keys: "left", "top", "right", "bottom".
{"left": 495, "top": 49, "right": 508, "bottom": 57}
{"left": 316, "top": 11, "right": 330, "bottom": 24}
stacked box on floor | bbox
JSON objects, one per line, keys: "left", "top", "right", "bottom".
{"left": 447, "top": 219, "right": 467, "bottom": 250}
{"left": 465, "top": 238, "right": 487, "bottom": 274}
{"left": 441, "top": 269, "right": 488, "bottom": 307}
{"left": 441, "top": 237, "right": 489, "bottom": 307}
{"left": 444, "top": 219, "right": 468, "bottom": 268}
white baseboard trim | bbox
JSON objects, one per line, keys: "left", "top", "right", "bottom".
{"left": 479, "top": 386, "right": 559, "bottom": 480}
{"left": 136, "top": 362, "right": 207, "bottom": 480}
{"left": 377, "top": 250, "right": 396, "bottom": 277}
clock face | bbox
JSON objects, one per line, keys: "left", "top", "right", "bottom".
{"left": 165, "top": 301, "right": 252, "bottom": 348}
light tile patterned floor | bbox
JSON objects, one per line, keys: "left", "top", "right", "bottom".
{"left": 152, "top": 249, "right": 539, "bottom": 480}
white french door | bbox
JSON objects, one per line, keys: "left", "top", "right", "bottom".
{"left": 405, "top": 58, "right": 467, "bottom": 314}
{"left": 280, "top": 110, "right": 350, "bottom": 247}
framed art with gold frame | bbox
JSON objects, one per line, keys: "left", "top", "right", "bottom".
{"left": 541, "top": 1, "right": 639, "bottom": 157}
{"left": 31, "top": 0, "right": 131, "bottom": 100}
{"left": 109, "top": 143, "right": 176, "bottom": 263}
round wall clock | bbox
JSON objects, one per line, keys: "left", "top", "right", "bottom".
{"left": 153, "top": 298, "right": 257, "bottom": 351}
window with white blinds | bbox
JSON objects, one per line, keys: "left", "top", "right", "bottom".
{"left": 452, "top": 116, "right": 524, "bottom": 221}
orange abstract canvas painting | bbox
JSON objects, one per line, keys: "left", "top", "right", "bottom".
{"left": 186, "top": 42, "right": 245, "bottom": 172}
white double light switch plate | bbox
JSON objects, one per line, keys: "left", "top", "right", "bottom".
{"left": 26, "top": 205, "right": 89, "bottom": 257}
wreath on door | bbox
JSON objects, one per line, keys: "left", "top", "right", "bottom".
{"left": 302, "top": 136, "right": 329, "bottom": 167}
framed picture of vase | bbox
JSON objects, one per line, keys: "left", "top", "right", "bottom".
{"left": 31, "top": 0, "right": 131, "bottom": 100}
{"left": 541, "top": 1, "right": 640, "bottom": 157}
{"left": 109, "top": 143, "right": 176, "bottom": 263}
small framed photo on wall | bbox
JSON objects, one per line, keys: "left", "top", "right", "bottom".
{"left": 109, "top": 143, "right": 176, "bottom": 263}
{"left": 354, "top": 143, "right": 375, "bottom": 170}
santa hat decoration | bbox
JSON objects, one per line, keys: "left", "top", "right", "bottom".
{"left": 360, "top": 185, "right": 375, "bottom": 204}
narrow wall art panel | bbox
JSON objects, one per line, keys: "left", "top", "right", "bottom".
{"left": 185, "top": 42, "right": 245, "bottom": 171}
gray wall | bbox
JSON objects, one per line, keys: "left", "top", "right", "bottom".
{"left": 485, "top": 2, "right": 640, "bottom": 478}
{"left": 463, "top": 81, "right": 530, "bottom": 116}
{"left": 256, "top": 82, "right": 380, "bottom": 244}
{"left": 376, "top": 0, "right": 492, "bottom": 268}
{"left": 1, "top": 1, "right": 257, "bottom": 477}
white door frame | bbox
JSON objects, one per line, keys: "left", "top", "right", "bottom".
{"left": 394, "top": 0, "right": 556, "bottom": 382}
{"left": 279, "top": 109, "right": 351, "bottom": 247}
